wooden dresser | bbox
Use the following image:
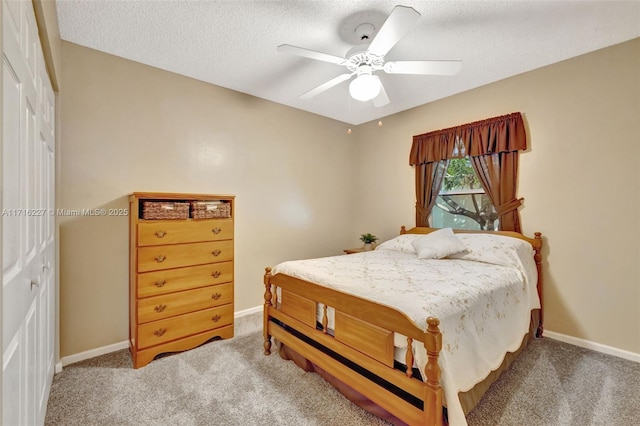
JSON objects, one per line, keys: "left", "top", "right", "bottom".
{"left": 129, "top": 192, "right": 235, "bottom": 368}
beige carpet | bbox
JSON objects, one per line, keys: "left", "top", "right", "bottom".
{"left": 46, "top": 317, "right": 640, "bottom": 425}
{"left": 45, "top": 331, "right": 388, "bottom": 426}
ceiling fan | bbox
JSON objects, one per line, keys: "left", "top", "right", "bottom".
{"left": 278, "top": 5, "right": 462, "bottom": 107}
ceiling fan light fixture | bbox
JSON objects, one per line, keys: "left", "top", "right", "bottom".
{"left": 349, "top": 72, "right": 381, "bottom": 102}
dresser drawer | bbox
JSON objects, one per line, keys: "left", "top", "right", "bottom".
{"left": 137, "top": 261, "right": 233, "bottom": 298}
{"left": 138, "top": 219, "right": 233, "bottom": 246}
{"left": 137, "top": 304, "right": 234, "bottom": 349}
{"left": 137, "top": 240, "right": 233, "bottom": 272}
{"left": 138, "top": 282, "right": 233, "bottom": 324}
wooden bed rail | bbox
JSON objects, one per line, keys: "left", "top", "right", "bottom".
{"left": 263, "top": 267, "right": 444, "bottom": 426}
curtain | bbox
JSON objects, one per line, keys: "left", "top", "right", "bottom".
{"left": 415, "top": 160, "right": 448, "bottom": 227}
{"left": 410, "top": 112, "right": 526, "bottom": 232}
{"left": 470, "top": 154, "right": 523, "bottom": 232}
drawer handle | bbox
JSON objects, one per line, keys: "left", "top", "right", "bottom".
{"left": 212, "top": 227, "right": 222, "bottom": 234}
{"left": 154, "top": 280, "right": 166, "bottom": 288}
{"left": 211, "top": 271, "right": 221, "bottom": 278}
{"left": 154, "top": 230, "right": 167, "bottom": 238}
{"left": 153, "top": 328, "right": 167, "bottom": 337}
{"left": 211, "top": 249, "right": 222, "bottom": 257}
{"left": 154, "top": 255, "right": 166, "bottom": 263}
{"left": 154, "top": 304, "right": 167, "bottom": 313}
{"left": 211, "top": 314, "right": 222, "bottom": 322}
{"left": 212, "top": 293, "right": 222, "bottom": 300}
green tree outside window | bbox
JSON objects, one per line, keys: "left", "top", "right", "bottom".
{"left": 432, "top": 158, "right": 499, "bottom": 230}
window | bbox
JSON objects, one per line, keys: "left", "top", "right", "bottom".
{"left": 411, "top": 113, "right": 526, "bottom": 232}
{"left": 430, "top": 157, "right": 499, "bottom": 230}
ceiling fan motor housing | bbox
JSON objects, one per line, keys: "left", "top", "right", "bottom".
{"left": 345, "top": 48, "right": 385, "bottom": 73}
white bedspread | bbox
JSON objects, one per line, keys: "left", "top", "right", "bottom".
{"left": 271, "top": 236, "right": 539, "bottom": 426}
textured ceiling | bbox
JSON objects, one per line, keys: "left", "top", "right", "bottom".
{"left": 56, "top": 0, "right": 640, "bottom": 125}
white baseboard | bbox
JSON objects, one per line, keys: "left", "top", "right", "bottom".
{"left": 544, "top": 330, "right": 640, "bottom": 363}
{"left": 57, "top": 305, "right": 264, "bottom": 371}
{"left": 59, "top": 340, "right": 130, "bottom": 370}
{"left": 235, "top": 305, "right": 262, "bottom": 317}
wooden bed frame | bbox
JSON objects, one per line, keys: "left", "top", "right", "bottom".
{"left": 263, "top": 227, "right": 543, "bottom": 425}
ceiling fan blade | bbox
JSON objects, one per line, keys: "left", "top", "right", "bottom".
{"left": 383, "top": 60, "right": 463, "bottom": 75}
{"left": 372, "top": 80, "right": 390, "bottom": 107}
{"left": 300, "top": 73, "right": 354, "bottom": 100}
{"left": 367, "top": 6, "right": 421, "bottom": 57}
{"left": 278, "top": 44, "right": 346, "bottom": 66}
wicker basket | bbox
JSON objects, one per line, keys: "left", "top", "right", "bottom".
{"left": 190, "top": 201, "right": 231, "bottom": 219}
{"left": 141, "top": 201, "right": 189, "bottom": 220}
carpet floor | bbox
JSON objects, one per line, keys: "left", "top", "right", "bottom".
{"left": 46, "top": 332, "right": 640, "bottom": 425}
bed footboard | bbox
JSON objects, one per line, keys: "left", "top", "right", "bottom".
{"left": 263, "top": 267, "right": 443, "bottom": 426}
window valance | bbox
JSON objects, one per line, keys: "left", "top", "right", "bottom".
{"left": 409, "top": 112, "right": 526, "bottom": 165}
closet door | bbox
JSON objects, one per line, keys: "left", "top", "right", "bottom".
{"left": 2, "top": 1, "right": 56, "bottom": 424}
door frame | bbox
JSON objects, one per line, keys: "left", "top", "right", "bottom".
{"left": 0, "top": 1, "right": 5, "bottom": 421}
{"left": 31, "top": 0, "right": 62, "bottom": 378}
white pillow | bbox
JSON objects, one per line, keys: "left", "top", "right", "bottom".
{"left": 374, "top": 234, "right": 420, "bottom": 254}
{"left": 411, "top": 228, "right": 467, "bottom": 259}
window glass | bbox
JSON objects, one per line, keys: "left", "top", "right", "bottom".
{"left": 430, "top": 158, "right": 499, "bottom": 230}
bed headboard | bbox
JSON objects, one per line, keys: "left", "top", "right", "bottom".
{"left": 400, "top": 226, "right": 542, "bottom": 251}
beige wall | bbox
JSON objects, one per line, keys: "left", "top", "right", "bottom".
{"left": 61, "top": 37, "right": 640, "bottom": 359}
{"left": 59, "top": 42, "right": 356, "bottom": 357}
{"left": 354, "top": 38, "right": 640, "bottom": 354}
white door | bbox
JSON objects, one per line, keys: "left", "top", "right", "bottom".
{"left": 2, "top": 1, "right": 56, "bottom": 425}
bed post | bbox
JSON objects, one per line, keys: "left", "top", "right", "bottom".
{"left": 263, "top": 267, "right": 273, "bottom": 355}
{"left": 424, "top": 317, "right": 443, "bottom": 426}
{"left": 534, "top": 232, "right": 544, "bottom": 337}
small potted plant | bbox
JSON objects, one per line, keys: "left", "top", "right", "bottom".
{"left": 360, "top": 233, "right": 378, "bottom": 251}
